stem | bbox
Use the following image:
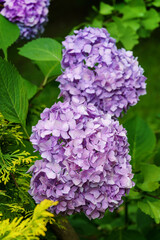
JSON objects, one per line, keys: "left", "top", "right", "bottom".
{"left": 0, "top": 148, "right": 19, "bottom": 188}
{"left": 29, "top": 75, "right": 58, "bottom": 105}
{"left": 124, "top": 199, "right": 128, "bottom": 228}
{"left": 22, "top": 124, "right": 30, "bottom": 140}
{"left": 51, "top": 216, "right": 79, "bottom": 240}
{"left": 42, "top": 66, "right": 55, "bottom": 87}
{"left": 11, "top": 173, "right": 19, "bottom": 188}
{"left": 0, "top": 147, "right": 5, "bottom": 165}
{"left": 135, "top": 188, "right": 160, "bottom": 200}
{"left": 143, "top": 192, "right": 160, "bottom": 200}
{"left": 3, "top": 49, "right": 8, "bottom": 61}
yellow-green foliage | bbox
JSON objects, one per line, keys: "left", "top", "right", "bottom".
{"left": 0, "top": 113, "right": 23, "bottom": 144}
{"left": 0, "top": 203, "right": 26, "bottom": 214}
{"left": 0, "top": 113, "right": 37, "bottom": 184}
{"left": 0, "top": 149, "right": 37, "bottom": 184}
{"left": 0, "top": 199, "right": 58, "bottom": 240}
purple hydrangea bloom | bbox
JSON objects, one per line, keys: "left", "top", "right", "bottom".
{"left": 57, "top": 27, "right": 146, "bottom": 117}
{"left": 29, "top": 101, "right": 134, "bottom": 219}
{"left": 61, "top": 27, "right": 116, "bottom": 69}
{"left": 0, "top": 0, "right": 50, "bottom": 39}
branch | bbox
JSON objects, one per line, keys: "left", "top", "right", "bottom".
{"left": 11, "top": 173, "right": 19, "bottom": 188}
{"left": 135, "top": 188, "right": 160, "bottom": 200}
{"left": 143, "top": 192, "right": 160, "bottom": 200}
{"left": 51, "top": 216, "right": 79, "bottom": 240}
{"left": 29, "top": 75, "right": 58, "bottom": 105}
{"left": 124, "top": 199, "right": 128, "bottom": 228}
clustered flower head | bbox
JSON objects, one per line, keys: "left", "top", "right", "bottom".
{"left": 29, "top": 27, "right": 145, "bottom": 219}
{"left": 57, "top": 27, "right": 146, "bottom": 117}
{"left": 0, "top": 0, "right": 50, "bottom": 39}
{"left": 29, "top": 101, "right": 134, "bottom": 219}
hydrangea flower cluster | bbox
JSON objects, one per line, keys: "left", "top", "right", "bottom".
{"left": 28, "top": 27, "right": 145, "bottom": 219}
{"left": 57, "top": 27, "right": 146, "bottom": 117}
{"left": 29, "top": 101, "right": 134, "bottom": 219}
{"left": 0, "top": 0, "right": 50, "bottom": 39}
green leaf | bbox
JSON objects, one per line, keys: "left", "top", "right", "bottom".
{"left": 108, "top": 230, "right": 146, "bottom": 240}
{"left": 128, "top": 189, "right": 142, "bottom": 200}
{"left": 142, "top": 9, "right": 160, "bottom": 31}
{"left": 19, "top": 38, "right": 62, "bottom": 62}
{"left": 138, "top": 181, "right": 159, "bottom": 192}
{"left": 119, "top": 26, "right": 138, "bottom": 49}
{"left": 124, "top": 116, "right": 156, "bottom": 170}
{"left": 141, "top": 163, "right": 160, "bottom": 182}
{"left": 99, "top": 2, "right": 114, "bottom": 15}
{"left": 0, "top": 58, "right": 28, "bottom": 126}
{"left": 35, "top": 61, "right": 62, "bottom": 78}
{"left": 138, "top": 27, "right": 151, "bottom": 38}
{"left": 105, "top": 22, "right": 120, "bottom": 42}
{"left": 138, "top": 163, "right": 160, "bottom": 192}
{"left": 91, "top": 15, "right": 103, "bottom": 28}
{"left": 0, "top": 15, "right": 20, "bottom": 59}
{"left": 153, "top": 0, "right": 160, "bottom": 7}
{"left": 138, "top": 200, "right": 160, "bottom": 224}
{"left": 22, "top": 78, "right": 37, "bottom": 100}
{"left": 123, "top": 19, "right": 140, "bottom": 31}
{"left": 106, "top": 17, "right": 139, "bottom": 49}
{"left": 115, "top": 0, "right": 146, "bottom": 20}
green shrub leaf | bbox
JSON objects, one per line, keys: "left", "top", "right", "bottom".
{"left": 137, "top": 163, "right": 160, "bottom": 192}
{"left": 0, "top": 15, "right": 20, "bottom": 59}
{"left": 19, "top": 38, "right": 62, "bottom": 62}
{"left": 124, "top": 116, "right": 156, "bottom": 170}
{"left": 0, "top": 58, "right": 28, "bottom": 126}
{"left": 35, "top": 60, "right": 62, "bottom": 78}
{"left": 116, "top": 0, "right": 146, "bottom": 20}
{"left": 99, "top": 2, "right": 114, "bottom": 15}
{"left": 153, "top": 0, "right": 160, "bottom": 7}
{"left": 138, "top": 200, "right": 160, "bottom": 224}
{"left": 106, "top": 17, "right": 139, "bottom": 49}
{"left": 142, "top": 9, "right": 160, "bottom": 31}
{"left": 22, "top": 78, "right": 37, "bottom": 100}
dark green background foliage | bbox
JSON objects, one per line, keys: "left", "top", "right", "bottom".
{"left": 0, "top": 0, "right": 160, "bottom": 239}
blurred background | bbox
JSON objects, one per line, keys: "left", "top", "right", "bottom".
{"left": 6, "top": 0, "right": 160, "bottom": 239}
